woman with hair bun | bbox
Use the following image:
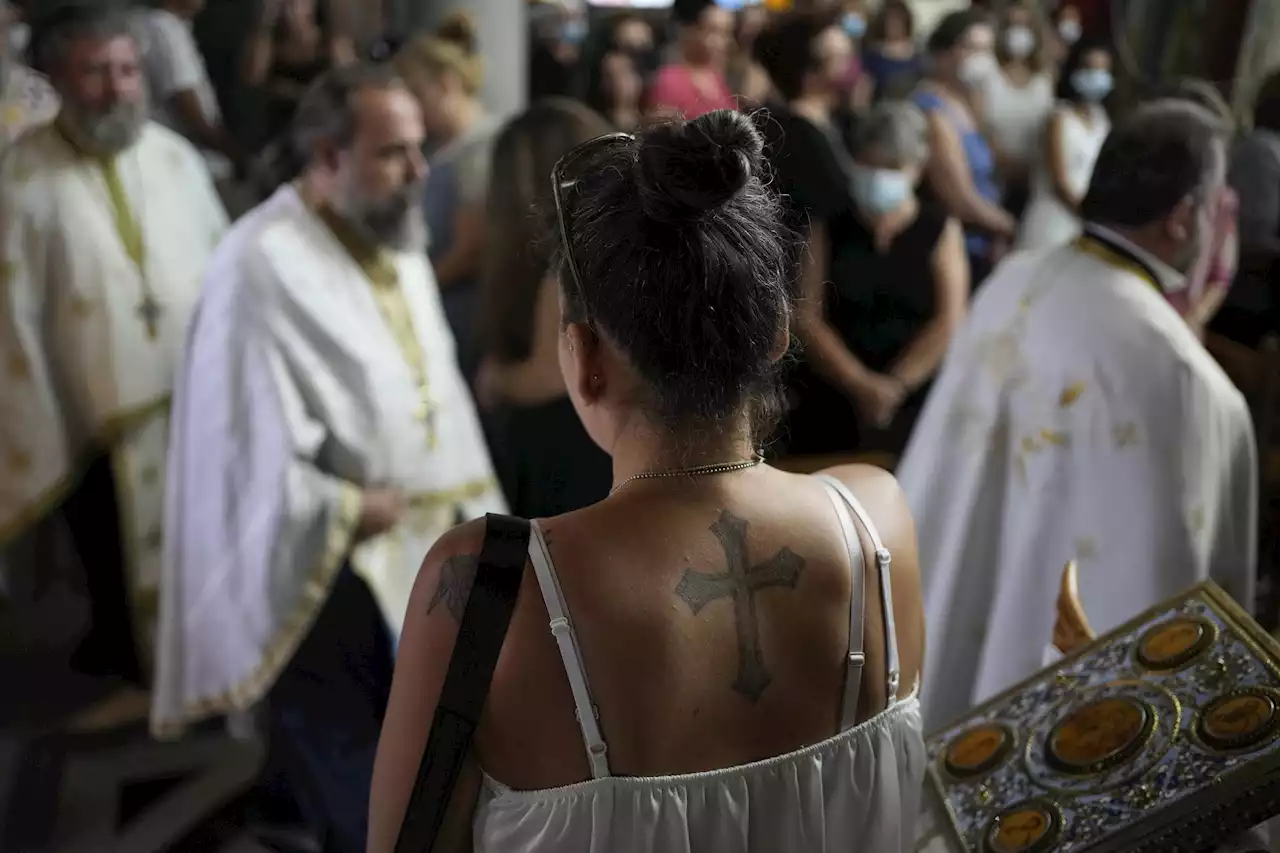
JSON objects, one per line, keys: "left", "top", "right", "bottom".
{"left": 395, "top": 11, "right": 497, "bottom": 380}
{"left": 368, "top": 110, "right": 927, "bottom": 853}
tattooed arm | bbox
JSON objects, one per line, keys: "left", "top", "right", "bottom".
{"left": 367, "top": 519, "right": 491, "bottom": 853}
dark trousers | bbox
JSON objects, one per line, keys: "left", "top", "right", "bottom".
{"left": 269, "top": 565, "right": 395, "bottom": 853}
{"left": 62, "top": 454, "right": 143, "bottom": 683}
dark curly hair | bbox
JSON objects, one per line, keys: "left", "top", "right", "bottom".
{"left": 556, "top": 110, "right": 795, "bottom": 441}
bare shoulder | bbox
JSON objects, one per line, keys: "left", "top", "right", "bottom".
{"left": 817, "top": 464, "right": 925, "bottom": 696}
{"left": 409, "top": 517, "right": 492, "bottom": 623}
{"left": 819, "top": 463, "right": 910, "bottom": 518}
{"left": 815, "top": 464, "right": 921, "bottom": 591}
{"left": 814, "top": 466, "right": 916, "bottom": 571}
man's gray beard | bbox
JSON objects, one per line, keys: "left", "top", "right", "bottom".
{"left": 65, "top": 100, "right": 147, "bottom": 156}
{"left": 334, "top": 190, "right": 427, "bottom": 254}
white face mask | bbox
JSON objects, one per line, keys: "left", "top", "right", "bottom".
{"left": 851, "top": 166, "right": 913, "bottom": 217}
{"left": 958, "top": 52, "right": 998, "bottom": 88}
{"left": 1002, "top": 26, "right": 1035, "bottom": 59}
{"left": 1070, "top": 68, "right": 1113, "bottom": 102}
{"left": 1058, "top": 19, "right": 1082, "bottom": 44}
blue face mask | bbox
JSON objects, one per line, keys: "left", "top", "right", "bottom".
{"left": 843, "top": 12, "right": 866, "bottom": 40}
{"left": 1071, "top": 68, "right": 1113, "bottom": 102}
{"left": 852, "top": 166, "right": 912, "bottom": 216}
{"left": 562, "top": 18, "right": 588, "bottom": 46}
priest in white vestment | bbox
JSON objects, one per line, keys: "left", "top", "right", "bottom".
{"left": 898, "top": 100, "right": 1258, "bottom": 732}
{"left": 154, "top": 63, "right": 503, "bottom": 853}
{"left": 0, "top": 5, "right": 226, "bottom": 681}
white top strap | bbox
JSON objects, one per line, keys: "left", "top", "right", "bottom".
{"left": 819, "top": 479, "right": 867, "bottom": 731}
{"left": 527, "top": 521, "right": 612, "bottom": 779}
{"left": 815, "top": 476, "right": 901, "bottom": 702}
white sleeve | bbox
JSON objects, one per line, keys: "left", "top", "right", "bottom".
{"left": 1199, "top": 379, "right": 1259, "bottom": 611}
{"left": 154, "top": 242, "right": 362, "bottom": 733}
{"left": 145, "top": 15, "right": 204, "bottom": 98}
{"left": 0, "top": 149, "right": 72, "bottom": 544}
{"left": 1130, "top": 359, "right": 1257, "bottom": 611}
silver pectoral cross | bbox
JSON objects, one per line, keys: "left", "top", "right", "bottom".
{"left": 136, "top": 293, "right": 162, "bottom": 340}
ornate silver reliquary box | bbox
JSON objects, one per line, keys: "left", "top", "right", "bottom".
{"left": 916, "top": 582, "right": 1280, "bottom": 852}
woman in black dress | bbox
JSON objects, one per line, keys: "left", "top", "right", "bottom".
{"left": 474, "top": 99, "right": 616, "bottom": 518}
{"left": 755, "top": 12, "right": 968, "bottom": 457}
{"left": 793, "top": 101, "right": 969, "bottom": 455}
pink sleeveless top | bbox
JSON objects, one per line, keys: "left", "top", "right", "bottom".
{"left": 647, "top": 63, "right": 737, "bottom": 119}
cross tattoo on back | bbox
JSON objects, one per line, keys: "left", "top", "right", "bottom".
{"left": 675, "top": 510, "right": 805, "bottom": 702}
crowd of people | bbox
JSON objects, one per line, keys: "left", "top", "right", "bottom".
{"left": 0, "top": 0, "right": 1276, "bottom": 851}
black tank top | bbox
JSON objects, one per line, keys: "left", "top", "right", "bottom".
{"left": 826, "top": 205, "right": 948, "bottom": 373}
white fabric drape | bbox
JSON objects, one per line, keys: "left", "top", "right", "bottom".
{"left": 0, "top": 61, "right": 58, "bottom": 155}
{"left": 153, "top": 186, "right": 504, "bottom": 736}
{"left": 898, "top": 241, "right": 1257, "bottom": 732}
{"left": 0, "top": 122, "right": 226, "bottom": 650}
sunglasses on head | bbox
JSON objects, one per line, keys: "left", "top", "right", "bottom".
{"left": 551, "top": 132, "right": 635, "bottom": 297}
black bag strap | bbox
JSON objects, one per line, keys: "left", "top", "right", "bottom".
{"left": 393, "top": 513, "right": 531, "bottom": 853}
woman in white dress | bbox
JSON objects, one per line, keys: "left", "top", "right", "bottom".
{"left": 368, "top": 109, "right": 927, "bottom": 853}
{"left": 1017, "top": 40, "right": 1114, "bottom": 251}
{"left": 982, "top": 1, "right": 1054, "bottom": 218}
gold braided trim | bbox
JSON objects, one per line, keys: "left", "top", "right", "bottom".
{"left": 407, "top": 477, "right": 498, "bottom": 511}
{"left": 1072, "top": 235, "right": 1160, "bottom": 293}
{"left": 149, "top": 476, "right": 500, "bottom": 739}
{"left": 151, "top": 482, "right": 363, "bottom": 739}
{"left": 313, "top": 205, "right": 437, "bottom": 444}
{"left": 0, "top": 395, "right": 170, "bottom": 546}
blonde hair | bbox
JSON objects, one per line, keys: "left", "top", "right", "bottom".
{"left": 394, "top": 11, "right": 483, "bottom": 95}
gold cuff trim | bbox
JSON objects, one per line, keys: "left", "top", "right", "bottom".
{"left": 151, "top": 481, "right": 363, "bottom": 739}
{"left": 407, "top": 477, "right": 499, "bottom": 510}
{"left": 151, "top": 476, "right": 502, "bottom": 738}
{"left": 0, "top": 395, "right": 170, "bottom": 546}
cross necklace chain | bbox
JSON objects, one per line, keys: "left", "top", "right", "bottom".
{"left": 98, "top": 155, "right": 162, "bottom": 340}
{"left": 610, "top": 453, "right": 764, "bottom": 495}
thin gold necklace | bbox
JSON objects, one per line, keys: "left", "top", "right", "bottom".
{"left": 610, "top": 453, "right": 765, "bottom": 495}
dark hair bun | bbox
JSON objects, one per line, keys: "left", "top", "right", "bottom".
{"left": 637, "top": 110, "right": 764, "bottom": 224}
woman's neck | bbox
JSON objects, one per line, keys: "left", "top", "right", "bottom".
{"left": 611, "top": 106, "right": 640, "bottom": 130}
{"left": 933, "top": 76, "right": 969, "bottom": 101}
{"left": 1071, "top": 101, "right": 1101, "bottom": 124}
{"left": 681, "top": 44, "right": 712, "bottom": 72}
{"left": 1002, "top": 61, "right": 1034, "bottom": 83}
{"left": 861, "top": 195, "right": 919, "bottom": 230}
{"left": 875, "top": 38, "right": 910, "bottom": 58}
{"left": 440, "top": 97, "right": 482, "bottom": 144}
{"left": 791, "top": 93, "right": 832, "bottom": 125}
{"left": 608, "top": 420, "right": 758, "bottom": 489}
